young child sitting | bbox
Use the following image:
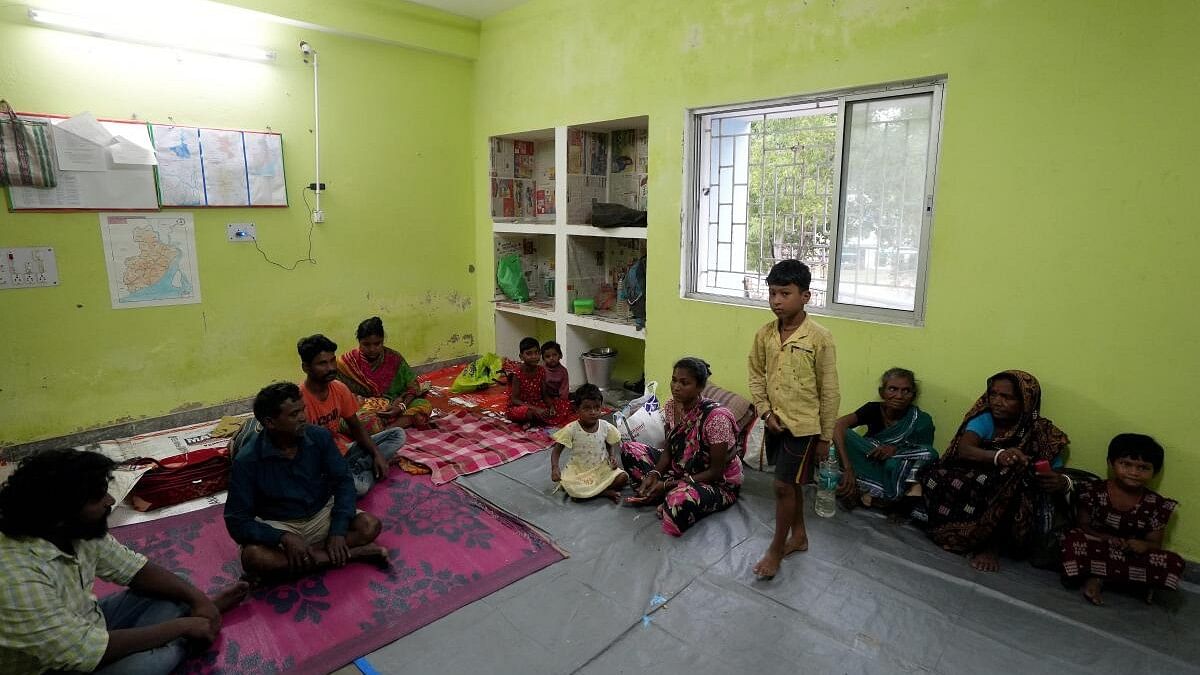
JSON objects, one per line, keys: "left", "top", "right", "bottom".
{"left": 506, "top": 337, "right": 551, "bottom": 427}
{"left": 1061, "top": 433, "right": 1185, "bottom": 605}
{"left": 541, "top": 341, "right": 573, "bottom": 425}
{"left": 549, "top": 384, "right": 627, "bottom": 502}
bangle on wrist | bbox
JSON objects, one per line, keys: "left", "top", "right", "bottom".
{"left": 647, "top": 469, "right": 662, "bottom": 479}
{"left": 993, "top": 449, "right": 1005, "bottom": 466}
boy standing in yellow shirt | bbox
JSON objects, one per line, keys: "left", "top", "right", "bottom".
{"left": 748, "top": 260, "right": 840, "bottom": 580}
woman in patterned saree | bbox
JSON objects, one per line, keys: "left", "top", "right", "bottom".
{"left": 336, "top": 317, "right": 433, "bottom": 432}
{"left": 919, "top": 370, "right": 1072, "bottom": 572}
{"left": 620, "top": 357, "right": 743, "bottom": 536}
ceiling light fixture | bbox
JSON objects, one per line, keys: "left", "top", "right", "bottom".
{"left": 27, "top": 7, "right": 277, "bottom": 62}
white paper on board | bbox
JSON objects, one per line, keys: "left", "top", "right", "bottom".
{"left": 56, "top": 111, "right": 116, "bottom": 146}
{"left": 52, "top": 124, "right": 108, "bottom": 171}
{"left": 109, "top": 136, "right": 159, "bottom": 166}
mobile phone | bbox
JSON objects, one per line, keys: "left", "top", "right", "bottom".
{"left": 1034, "top": 459, "right": 1052, "bottom": 474}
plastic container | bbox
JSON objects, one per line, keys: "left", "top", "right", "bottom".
{"left": 814, "top": 446, "right": 841, "bottom": 518}
{"left": 572, "top": 298, "right": 595, "bottom": 315}
{"left": 581, "top": 347, "right": 617, "bottom": 390}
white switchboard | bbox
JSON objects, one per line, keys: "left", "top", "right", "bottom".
{"left": 0, "top": 247, "right": 59, "bottom": 289}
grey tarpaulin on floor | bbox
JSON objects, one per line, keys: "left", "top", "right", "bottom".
{"left": 342, "top": 456, "right": 1198, "bottom": 675}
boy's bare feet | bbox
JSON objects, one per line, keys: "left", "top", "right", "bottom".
{"left": 783, "top": 534, "right": 809, "bottom": 555}
{"left": 602, "top": 489, "right": 621, "bottom": 503}
{"left": 968, "top": 550, "right": 1000, "bottom": 572}
{"left": 1083, "top": 578, "right": 1104, "bottom": 605}
{"left": 213, "top": 581, "right": 251, "bottom": 612}
{"left": 753, "top": 550, "right": 782, "bottom": 580}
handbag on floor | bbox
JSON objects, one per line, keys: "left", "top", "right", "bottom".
{"left": 127, "top": 447, "right": 231, "bottom": 511}
{"left": 0, "top": 100, "right": 56, "bottom": 188}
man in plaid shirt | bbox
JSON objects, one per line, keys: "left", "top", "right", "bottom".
{"left": 0, "top": 449, "right": 247, "bottom": 674}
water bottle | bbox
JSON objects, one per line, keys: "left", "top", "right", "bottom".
{"left": 814, "top": 446, "right": 840, "bottom": 518}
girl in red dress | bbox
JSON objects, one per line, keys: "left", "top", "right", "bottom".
{"left": 507, "top": 337, "right": 551, "bottom": 426}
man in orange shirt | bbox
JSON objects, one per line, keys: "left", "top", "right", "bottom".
{"left": 297, "top": 334, "right": 406, "bottom": 496}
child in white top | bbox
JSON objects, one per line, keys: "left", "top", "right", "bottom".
{"left": 550, "top": 384, "right": 627, "bottom": 502}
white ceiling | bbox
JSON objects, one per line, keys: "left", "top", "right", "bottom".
{"left": 405, "top": 0, "right": 527, "bottom": 20}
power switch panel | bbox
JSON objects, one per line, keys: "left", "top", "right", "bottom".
{"left": 227, "top": 223, "right": 257, "bottom": 242}
{"left": 0, "top": 247, "right": 59, "bottom": 289}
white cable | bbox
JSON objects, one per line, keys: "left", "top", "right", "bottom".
{"left": 311, "top": 48, "right": 320, "bottom": 217}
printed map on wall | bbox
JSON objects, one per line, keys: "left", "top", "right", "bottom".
{"left": 99, "top": 213, "right": 201, "bottom": 309}
{"left": 199, "top": 128, "right": 250, "bottom": 206}
{"left": 152, "top": 125, "right": 205, "bottom": 206}
{"left": 151, "top": 125, "right": 287, "bottom": 207}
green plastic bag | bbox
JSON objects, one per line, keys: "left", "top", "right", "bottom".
{"left": 496, "top": 254, "right": 530, "bottom": 302}
{"left": 451, "top": 352, "right": 505, "bottom": 393}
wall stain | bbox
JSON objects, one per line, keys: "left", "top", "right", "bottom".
{"left": 446, "top": 291, "right": 472, "bottom": 310}
{"left": 170, "top": 401, "right": 203, "bottom": 413}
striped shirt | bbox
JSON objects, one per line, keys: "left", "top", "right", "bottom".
{"left": 0, "top": 532, "right": 146, "bottom": 674}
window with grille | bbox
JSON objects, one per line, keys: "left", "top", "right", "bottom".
{"left": 683, "top": 80, "right": 944, "bottom": 325}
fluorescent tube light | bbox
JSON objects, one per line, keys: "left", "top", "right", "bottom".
{"left": 28, "top": 7, "right": 277, "bottom": 62}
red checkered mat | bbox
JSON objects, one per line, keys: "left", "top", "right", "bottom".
{"left": 398, "top": 409, "right": 552, "bottom": 484}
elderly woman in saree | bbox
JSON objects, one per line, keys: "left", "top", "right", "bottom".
{"left": 832, "top": 367, "right": 938, "bottom": 509}
{"left": 336, "top": 317, "right": 433, "bottom": 432}
{"left": 620, "top": 357, "right": 743, "bottom": 537}
{"left": 918, "top": 370, "right": 1073, "bottom": 572}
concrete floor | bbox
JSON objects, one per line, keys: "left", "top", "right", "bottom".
{"left": 334, "top": 454, "right": 1198, "bottom": 675}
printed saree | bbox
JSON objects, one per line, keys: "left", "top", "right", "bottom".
{"left": 336, "top": 346, "right": 432, "bottom": 433}
{"left": 842, "top": 405, "right": 938, "bottom": 501}
{"left": 919, "top": 370, "right": 1069, "bottom": 554}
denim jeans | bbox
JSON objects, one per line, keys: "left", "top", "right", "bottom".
{"left": 92, "top": 591, "right": 189, "bottom": 675}
{"left": 344, "top": 427, "right": 406, "bottom": 496}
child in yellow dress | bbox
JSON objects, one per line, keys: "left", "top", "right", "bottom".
{"left": 550, "top": 384, "right": 628, "bottom": 502}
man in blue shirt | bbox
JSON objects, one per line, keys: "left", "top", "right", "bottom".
{"left": 224, "top": 382, "right": 387, "bottom": 581}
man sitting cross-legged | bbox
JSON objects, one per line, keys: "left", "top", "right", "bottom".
{"left": 224, "top": 382, "right": 388, "bottom": 582}
{"left": 0, "top": 449, "right": 247, "bottom": 675}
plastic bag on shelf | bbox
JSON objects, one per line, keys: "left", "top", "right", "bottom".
{"left": 496, "top": 254, "right": 530, "bottom": 302}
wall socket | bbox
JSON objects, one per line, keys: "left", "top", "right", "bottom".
{"left": 227, "top": 223, "right": 257, "bottom": 242}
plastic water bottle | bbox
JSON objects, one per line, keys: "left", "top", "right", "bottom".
{"left": 814, "top": 446, "right": 840, "bottom": 518}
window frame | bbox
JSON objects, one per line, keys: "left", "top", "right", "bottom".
{"left": 681, "top": 77, "right": 946, "bottom": 326}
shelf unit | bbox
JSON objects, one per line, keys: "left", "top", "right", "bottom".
{"left": 488, "top": 116, "right": 649, "bottom": 389}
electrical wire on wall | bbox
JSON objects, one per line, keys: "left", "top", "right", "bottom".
{"left": 250, "top": 186, "right": 319, "bottom": 270}
{"left": 250, "top": 40, "right": 322, "bottom": 271}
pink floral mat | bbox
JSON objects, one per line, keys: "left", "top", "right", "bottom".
{"left": 102, "top": 471, "right": 565, "bottom": 674}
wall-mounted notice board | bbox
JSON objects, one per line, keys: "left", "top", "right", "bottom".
{"left": 6, "top": 114, "right": 159, "bottom": 211}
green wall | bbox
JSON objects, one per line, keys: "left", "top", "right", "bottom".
{"left": 474, "top": 0, "right": 1200, "bottom": 558}
{"left": 0, "top": 1, "right": 479, "bottom": 445}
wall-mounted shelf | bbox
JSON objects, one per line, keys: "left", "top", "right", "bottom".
{"left": 488, "top": 116, "right": 649, "bottom": 388}
{"left": 563, "top": 224, "right": 647, "bottom": 239}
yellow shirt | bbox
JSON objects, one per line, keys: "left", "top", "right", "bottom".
{"left": 0, "top": 533, "right": 147, "bottom": 674}
{"left": 747, "top": 315, "right": 840, "bottom": 441}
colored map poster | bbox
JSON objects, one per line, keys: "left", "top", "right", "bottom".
{"left": 151, "top": 125, "right": 204, "bottom": 206}
{"left": 199, "top": 128, "right": 250, "bottom": 206}
{"left": 99, "top": 213, "right": 201, "bottom": 309}
{"left": 244, "top": 131, "right": 287, "bottom": 206}
{"left": 152, "top": 126, "right": 286, "bottom": 207}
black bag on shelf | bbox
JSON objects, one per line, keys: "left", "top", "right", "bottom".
{"left": 590, "top": 202, "right": 647, "bottom": 227}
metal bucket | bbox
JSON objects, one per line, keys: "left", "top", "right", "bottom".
{"left": 581, "top": 348, "right": 618, "bottom": 390}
